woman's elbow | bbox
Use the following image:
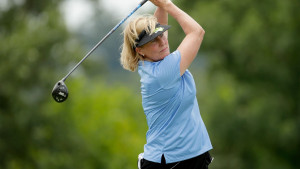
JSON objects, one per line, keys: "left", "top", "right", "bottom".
{"left": 197, "top": 26, "right": 205, "bottom": 38}
{"left": 191, "top": 25, "right": 205, "bottom": 39}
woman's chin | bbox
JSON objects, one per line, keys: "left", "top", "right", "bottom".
{"left": 162, "top": 50, "right": 170, "bottom": 58}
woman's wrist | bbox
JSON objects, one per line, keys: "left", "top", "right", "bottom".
{"left": 161, "top": 1, "right": 174, "bottom": 12}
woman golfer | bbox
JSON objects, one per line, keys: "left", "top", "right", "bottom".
{"left": 121, "top": 0, "right": 213, "bottom": 168}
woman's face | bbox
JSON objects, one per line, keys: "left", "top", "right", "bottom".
{"left": 136, "top": 33, "right": 170, "bottom": 62}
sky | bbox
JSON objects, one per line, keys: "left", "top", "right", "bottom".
{"left": 61, "top": 0, "right": 155, "bottom": 31}
{"left": 0, "top": 0, "right": 155, "bottom": 31}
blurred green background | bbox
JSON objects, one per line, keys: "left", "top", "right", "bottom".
{"left": 0, "top": 0, "right": 299, "bottom": 168}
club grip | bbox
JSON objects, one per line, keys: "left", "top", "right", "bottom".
{"left": 139, "top": 0, "right": 149, "bottom": 6}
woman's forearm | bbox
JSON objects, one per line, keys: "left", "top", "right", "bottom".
{"left": 154, "top": 7, "right": 168, "bottom": 25}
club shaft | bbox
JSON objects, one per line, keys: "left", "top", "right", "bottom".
{"left": 62, "top": 0, "right": 148, "bottom": 82}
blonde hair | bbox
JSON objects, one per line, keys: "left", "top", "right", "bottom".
{"left": 120, "top": 15, "right": 157, "bottom": 72}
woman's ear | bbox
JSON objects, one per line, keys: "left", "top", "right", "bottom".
{"left": 135, "top": 47, "right": 144, "bottom": 57}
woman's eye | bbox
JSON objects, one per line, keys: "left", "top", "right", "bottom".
{"left": 151, "top": 33, "right": 165, "bottom": 43}
{"left": 151, "top": 38, "right": 157, "bottom": 43}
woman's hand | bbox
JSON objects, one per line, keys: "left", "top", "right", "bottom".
{"left": 150, "top": 0, "right": 172, "bottom": 10}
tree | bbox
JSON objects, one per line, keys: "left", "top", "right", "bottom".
{"left": 0, "top": 1, "right": 147, "bottom": 168}
{"left": 0, "top": 0, "right": 84, "bottom": 168}
{"left": 167, "top": 0, "right": 300, "bottom": 168}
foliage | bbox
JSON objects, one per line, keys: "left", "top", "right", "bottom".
{"left": 169, "top": 0, "right": 300, "bottom": 168}
{"left": 46, "top": 78, "right": 146, "bottom": 169}
{"left": 0, "top": 0, "right": 82, "bottom": 168}
{"left": 40, "top": 78, "right": 146, "bottom": 169}
{"left": 1, "top": 0, "right": 299, "bottom": 169}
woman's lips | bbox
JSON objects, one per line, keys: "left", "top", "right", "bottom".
{"left": 161, "top": 47, "right": 168, "bottom": 53}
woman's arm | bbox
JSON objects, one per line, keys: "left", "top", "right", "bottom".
{"left": 154, "top": 7, "right": 168, "bottom": 38}
{"left": 154, "top": 6, "right": 168, "bottom": 25}
{"left": 151, "top": 0, "right": 205, "bottom": 76}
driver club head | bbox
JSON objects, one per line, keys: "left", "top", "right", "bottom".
{"left": 52, "top": 80, "right": 68, "bottom": 103}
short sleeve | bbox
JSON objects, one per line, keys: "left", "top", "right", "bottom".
{"left": 156, "top": 50, "right": 181, "bottom": 88}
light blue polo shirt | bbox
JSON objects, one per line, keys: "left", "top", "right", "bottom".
{"left": 138, "top": 50, "right": 212, "bottom": 164}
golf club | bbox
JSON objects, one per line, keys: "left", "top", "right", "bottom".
{"left": 52, "top": 0, "right": 149, "bottom": 103}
